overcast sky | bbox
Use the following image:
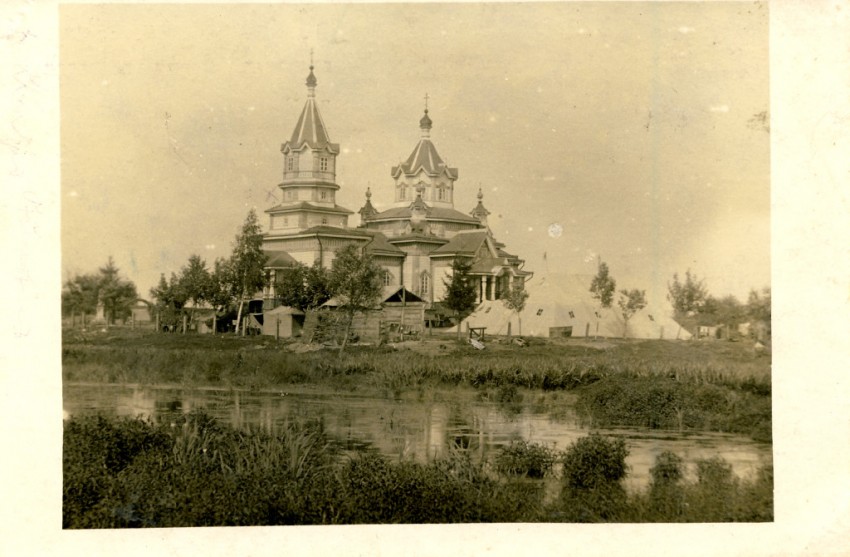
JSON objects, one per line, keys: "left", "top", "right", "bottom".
{"left": 60, "top": 2, "right": 769, "bottom": 303}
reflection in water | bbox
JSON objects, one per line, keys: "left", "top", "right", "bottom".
{"left": 64, "top": 383, "right": 772, "bottom": 491}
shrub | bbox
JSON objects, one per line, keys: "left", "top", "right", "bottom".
{"left": 493, "top": 440, "right": 556, "bottom": 478}
{"left": 646, "top": 451, "right": 687, "bottom": 521}
{"left": 557, "top": 434, "right": 630, "bottom": 522}
{"left": 562, "top": 434, "right": 628, "bottom": 490}
{"left": 650, "top": 450, "right": 684, "bottom": 485}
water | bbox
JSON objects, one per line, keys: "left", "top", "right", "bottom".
{"left": 63, "top": 382, "right": 772, "bottom": 492}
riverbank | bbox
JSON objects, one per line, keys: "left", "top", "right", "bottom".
{"left": 63, "top": 412, "right": 772, "bottom": 526}
{"left": 63, "top": 328, "right": 772, "bottom": 442}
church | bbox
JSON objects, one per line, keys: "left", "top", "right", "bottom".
{"left": 261, "top": 65, "right": 531, "bottom": 317}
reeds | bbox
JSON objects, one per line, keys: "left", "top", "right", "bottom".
{"left": 63, "top": 414, "right": 772, "bottom": 526}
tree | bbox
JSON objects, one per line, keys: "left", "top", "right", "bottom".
{"left": 701, "top": 294, "right": 744, "bottom": 329}
{"left": 589, "top": 260, "right": 616, "bottom": 308}
{"left": 617, "top": 288, "right": 647, "bottom": 338}
{"left": 747, "top": 287, "right": 771, "bottom": 322}
{"left": 62, "top": 272, "right": 100, "bottom": 323}
{"left": 746, "top": 287, "right": 771, "bottom": 337}
{"left": 179, "top": 255, "right": 212, "bottom": 307}
{"left": 500, "top": 280, "right": 529, "bottom": 337}
{"left": 96, "top": 257, "right": 138, "bottom": 325}
{"left": 328, "top": 244, "right": 383, "bottom": 355}
{"left": 276, "top": 261, "right": 332, "bottom": 312}
{"left": 149, "top": 272, "right": 187, "bottom": 330}
{"left": 667, "top": 269, "right": 709, "bottom": 315}
{"left": 229, "top": 209, "right": 268, "bottom": 335}
{"left": 442, "top": 258, "right": 479, "bottom": 341}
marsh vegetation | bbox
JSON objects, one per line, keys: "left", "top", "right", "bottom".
{"left": 63, "top": 329, "right": 772, "bottom": 525}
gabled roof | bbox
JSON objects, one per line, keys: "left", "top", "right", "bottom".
{"left": 322, "top": 285, "right": 424, "bottom": 308}
{"left": 381, "top": 285, "right": 425, "bottom": 303}
{"left": 391, "top": 139, "right": 458, "bottom": 179}
{"left": 469, "top": 257, "right": 508, "bottom": 274}
{"left": 360, "top": 229, "right": 406, "bottom": 256}
{"left": 430, "top": 230, "right": 491, "bottom": 256}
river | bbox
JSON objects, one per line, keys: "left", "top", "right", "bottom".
{"left": 63, "top": 382, "right": 772, "bottom": 492}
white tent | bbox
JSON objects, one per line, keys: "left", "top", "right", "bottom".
{"left": 461, "top": 274, "right": 690, "bottom": 340}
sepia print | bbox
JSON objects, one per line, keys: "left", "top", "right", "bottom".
{"left": 58, "top": 1, "right": 776, "bottom": 531}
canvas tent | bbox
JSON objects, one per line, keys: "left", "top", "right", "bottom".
{"left": 461, "top": 274, "right": 690, "bottom": 340}
{"left": 261, "top": 305, "right": 305, "bottom": 338}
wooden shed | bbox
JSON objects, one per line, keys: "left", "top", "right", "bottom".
{"left": 306, "top": 286, "right": 426, "bottom": 344}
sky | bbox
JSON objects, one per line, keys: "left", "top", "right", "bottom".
{"left": 60, "top": 2, "right": 770, "bottom": 304}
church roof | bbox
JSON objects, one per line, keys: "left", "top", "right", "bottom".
{"left": 297, "top": 226, "right": 405, "bottom": 256}
{"left": 368, "top": 205, "right": 481, "bottom": 224}
{"left": 287, "top": 98, "right": 339, "bottom": 152}
{"left": 283, "top": 67, "right": 339, "bottom": 153}
{"left": 265, "top": 202, "right": 354, "bottom": 215}
{"left": 469, "top": 257, "right": 508, "bottom": 274}
{"left": 391, "top": 139, "right": 458, "bottom": 179}
{"left": 265, "top": 250, "right": 298, "bottom": 268}
{"left": 430, "top": 230, "right": 491, "bottom": 256}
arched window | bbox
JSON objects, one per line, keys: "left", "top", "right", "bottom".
{"left": 399, "top": 185, "right": 406, "bottom": 201}
{"left": 419, "top": 272, "right": 430, "bottom": 298}
{"left": 383, "top": 269, "right": 393, "bottom": 286}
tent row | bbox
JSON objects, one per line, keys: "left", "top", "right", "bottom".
{"left": 461, "top": 274, "right": 691, "bottom": 340}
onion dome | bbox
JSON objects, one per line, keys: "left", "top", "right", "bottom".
{"left": 419, "top": 108, "right": 432, "bottom": 132}
{"left": 358, "top": 187, "right": 378, "bottom": 221}
{"left": 306, "top": 65, "right": 317, "bottom": 89}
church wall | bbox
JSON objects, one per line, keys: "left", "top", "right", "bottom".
{"left": 374, "top": 256, "right": 403, "bottom": 286}
{"left": 431, "top": 260, "right": 452, "bottom": 301}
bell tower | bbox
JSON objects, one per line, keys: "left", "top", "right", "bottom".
{"left": 266, "top": 62, "right": 352, "bottom": 235}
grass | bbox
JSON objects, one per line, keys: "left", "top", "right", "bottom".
{"left": 63, "top": 327, "right": 771, "bottom": 440}
{"left": 63, "top": 413, "right": 772, "bottom": 526}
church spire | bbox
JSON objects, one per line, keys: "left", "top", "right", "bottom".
{"left": 471, "top": 187, "right": 491, "bottom": 228}
{"left": 419, "top": 93, "right": 432, "bottom": 138}
{"left": 358, "top": 186, "right": 378, "bottom": 223}
{"left": 285, "top": 61, "right": 336, "bottom": 152}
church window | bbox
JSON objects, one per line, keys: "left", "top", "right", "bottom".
{"left": 399, "top": 185, "right": 406, "bottom": 201}
{"left": 320, "top": 190, "right": 327, "bottom": 200}
{"left": 419, "top": 272, "right": 430, "bottom": 297}
{"left": 286, "top": 156, "right": 297, "bottom": 171}
{"left": 437, "top": 186, "right": 445, "bottom": 201}
{"left": 320, "top": 157, "right": 328, "bottom": 171}
{"left": 383, "top": 269, "right": 393, "bottom": 286}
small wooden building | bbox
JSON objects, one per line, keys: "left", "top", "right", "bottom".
{"left": 304, "top": 286, "right": 426, "bottom": 344}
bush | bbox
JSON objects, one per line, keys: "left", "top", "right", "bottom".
{"left": 557, "top": 434, "right": 630, "bottom": 522}
{"left": 576, "top": 375, "right": 771, "bottom": 441}
{"left": 562, "top": 434, "right": 628, "bottom": 490}
{"left": 646, "top": 451, "right": 687, "bottom": 521}
{"left": 493, "top": 440, "right": 556, "bottom": 478}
